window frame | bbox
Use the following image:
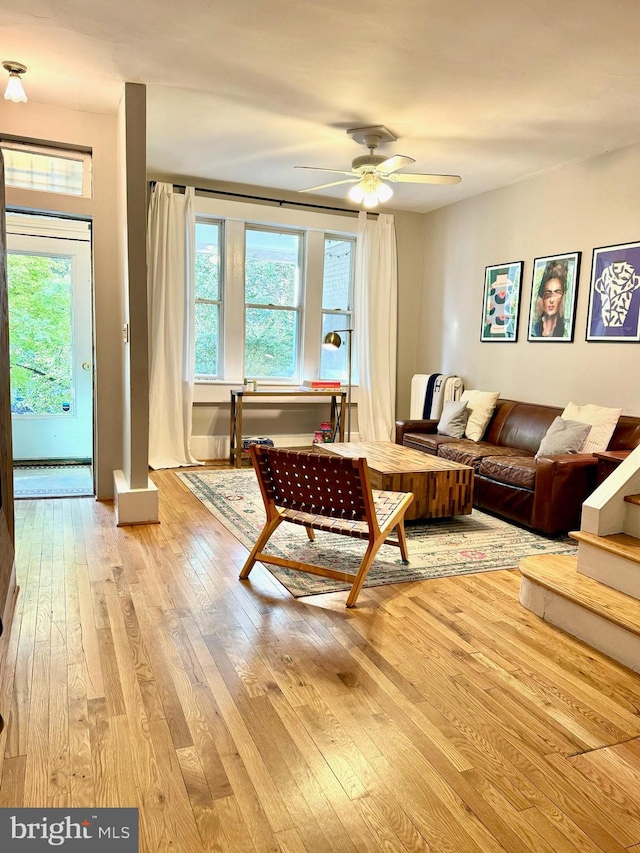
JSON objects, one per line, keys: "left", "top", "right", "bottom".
{"left": 192, "top": 196, "right": 358, "bottom": 403}
{"left": 0, "top": 140, "right": 93, "bottom": 198}
{"left": 320, "top": 233, "right": 356, "bottom": 381}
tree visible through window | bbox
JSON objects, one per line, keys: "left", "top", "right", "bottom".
{"left": 244, "top": 228, "right": 301, "bottom": 379}
{"left": 194, "top": 220, "right": 222, "bottom": 377}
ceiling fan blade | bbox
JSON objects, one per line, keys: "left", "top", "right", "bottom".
{"left": 294, "top": 165, "right": 355, "bottom": 177}
{"left": 387, "top": 172, "right": 462, "bottom": 185}
{"left": 376, "top": 155, "right": 415, "bottom": 175}
{"left": 299, "top": 178, "right": 359, "bottom": 193}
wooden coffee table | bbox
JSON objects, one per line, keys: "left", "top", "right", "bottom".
{"left": 314, "top": 441, "right": 473, "bottom": 521}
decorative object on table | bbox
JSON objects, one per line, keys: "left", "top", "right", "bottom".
{"left": 409, "top": 373, "right": 464, "bottom": 420}
{"left": 480, "top": 261, "right": 523, "bottom": 342}
{"left": 177, "top": 468, "right": 578, "bottom": 599}
{"left": 322, "top": 328, "right": 353, "bottom": 439}
{"left": 586, "top": 240, "right": 640, "bottom": 341}
{"left": 527, "top": 252, "right": 581, "bottom": 342}
{"left": 303, "top": 379, "right": 341, "bottom": 389}
{"left": 241, "top": 437, "right": 274, "bottom": 452}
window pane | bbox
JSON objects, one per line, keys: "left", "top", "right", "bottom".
{"left": 320, "top": 314, "right": 350, "bottom": 381}
{"left": 195, "top": 221, "right": 220, "bottom": 300}
{"left": 2, "top": 146, "right": 85, "bottom": 196}
{"left": 322, "top": 238, "right": 353, "bottom": 310}
{"left": 245, "top": 308, "right": 297, "bottom": 378}
{"left": 195, "top": 302, "right": 219, "bottom": 376}
{"left": 8, "top": 253, "right": 73, "bottom": 415}
{"left": 245, "top": 229, "right": 300, "bottom": 305}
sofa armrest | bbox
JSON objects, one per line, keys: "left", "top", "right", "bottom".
{"left": 532, "top": 454, "right": 598, "bottom": 536}
{"left": 395, "top": 419, "right": 438, "bottom": 445}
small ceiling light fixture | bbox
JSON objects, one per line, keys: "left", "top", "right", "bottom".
{"left": 3, "top": 61, "right": 28, "bottom": 103}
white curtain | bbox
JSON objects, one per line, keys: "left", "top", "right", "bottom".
{"left": 354, "top": 210, "right": 398, "bottom": 441}
{"left": 147, "top": 183, "right": 202, "bottom": 469}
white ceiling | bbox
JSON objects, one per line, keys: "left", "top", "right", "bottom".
{"left": 4, "top": 0, "right": 640, "bottom": 212}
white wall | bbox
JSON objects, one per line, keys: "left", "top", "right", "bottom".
{"left": 414, "top": 143, "right": 640, "bottom": 417}
{"left": 1, "top": 100, "right": 123, "bottom": 497}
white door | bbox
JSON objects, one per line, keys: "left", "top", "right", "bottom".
{"left": 6, "top": 215, "right": 93, "bottom": 461}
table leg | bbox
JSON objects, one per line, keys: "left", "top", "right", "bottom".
{"left": 229, "top": 393, "right": 237, "bottom": 466}
{"left": 236, "top": 396, "right": 243, "bottom": 468}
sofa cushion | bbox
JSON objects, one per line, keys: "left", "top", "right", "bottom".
{"left": 460, "top": 390, "right": 500, "bottom": 441}
{"left": 535, "top": 417, "right": 592, "bottom": 458}
{"left": 437, "top": 400, "right": 469, "bottom": 438}
{"left": 562, "top": 401, "right": 622, "bottom": 454}
{"left": 438, "top": 440, "right": 530, "bottom": 471}
{"left": 402, "top": 432, "right": 459, "bottom": 455}
{"left": 478, "top": 456, "right": 537, "bottom": 490}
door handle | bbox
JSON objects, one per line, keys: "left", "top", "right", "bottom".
{"left": 82, "top": 362, "right": 91, "bottom": 371}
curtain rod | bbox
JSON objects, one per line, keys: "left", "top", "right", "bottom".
{"left": 149, "top": 181, "right": 378, "bottom": 217}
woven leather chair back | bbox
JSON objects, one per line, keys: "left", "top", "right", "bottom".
{"left": 252, "top": 446, "right": 370, "bottom": 522}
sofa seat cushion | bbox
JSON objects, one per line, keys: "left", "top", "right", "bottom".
{"left": 478, "top": 455, "right": 537, "bottom": 490}
{"left": 403, "top": 432, "right": 459, "bottom": 454}
{"left": 438, "top": 441, "right": 530, "bottom": 471}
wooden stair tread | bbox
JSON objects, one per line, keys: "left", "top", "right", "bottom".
{"left": 624, "top": 493, "right": 640, "bottom": 506}
{"left": 519, "top": 554, "right": 640, "bottom": 636}
{"left": 569, "top": 529, "right": 640, "bottom": 563}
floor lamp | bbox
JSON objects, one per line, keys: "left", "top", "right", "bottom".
{"left": 322, "top": 329, "right": 353, "bottom": 441}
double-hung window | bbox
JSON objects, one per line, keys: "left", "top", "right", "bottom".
{"left": 194, "top": 220, "right": 223, "bottom": 378}
{"left": 320, "top": 236, "right": 355, "bottom": 381}
{"left": 244, "top": 227, "right": 302, "bottom": 380}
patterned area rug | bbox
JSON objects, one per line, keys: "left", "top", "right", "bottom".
{"left": 177, "top": 468, "right": 578, "bottom": 598}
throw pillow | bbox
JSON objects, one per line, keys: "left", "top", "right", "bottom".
{"left": 561, "top": 402, "right": 622, "bottom": 454}
{"left": 460, "top": 390, "right": 500, "bottom": 442}
{"left": 535, "top": 417, "right": 592, "bottom": 459}
{"left": 437, "top": 400, "right": 469, "bottom": 438}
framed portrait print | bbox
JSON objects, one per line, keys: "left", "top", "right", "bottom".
{"left": 480, "top": 261, "right": 523, "bottom": 342}
{"left": 527, "top": 251, "right": 581, "bottom": 342}
{"left": 587, "top": 241, "right": 640, "bottom": 341}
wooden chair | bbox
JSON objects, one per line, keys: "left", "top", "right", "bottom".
{"left": 239, "top": 445, "right": 414, "bottom": 607}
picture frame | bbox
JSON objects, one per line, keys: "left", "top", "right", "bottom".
{"left": 480, "top": 261, "right": 523, "bottom": 342}
{"left": 527, "top": 251, "right": 581, "bottom": 342}
{"left": 587, "top": 240, "right": 640, "bottom": 341}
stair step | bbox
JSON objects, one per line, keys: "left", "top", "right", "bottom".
{"left": 624, "top": 493, "right": 640, "bottom": 506}
{"left": 519, "top": 554, "right": 640, "bottom": 636}
{"left": 569, "top": 529, "right": 640, "bottom": 564}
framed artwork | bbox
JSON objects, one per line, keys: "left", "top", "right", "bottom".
{"left": 527, "top": 251, "right": 581, "bottom": 342}
{"left": 587, "top": 241, "right": 640, "bottom": 341}
{"left": 480, "top": 261, "right": 523, "bottom": 342}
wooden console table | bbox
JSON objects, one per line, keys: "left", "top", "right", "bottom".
{"left": 594, "top": 450, "right": 631, "bottom": 486}
{"left": 229, "top": 388, "right": 346, "bottom": 468}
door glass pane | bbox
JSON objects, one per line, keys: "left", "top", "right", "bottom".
{"left": 195, "top": 302, "right": 219, "bottom": 376}
{"left": 7, "top": 253, "right": 73, "bottom": 415}
{"left": 245, "top": 308, "right": 297, "bottom": 378}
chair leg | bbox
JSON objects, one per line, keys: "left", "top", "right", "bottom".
{"left": 239, "top": 514, "right": 284, "bottom": 579}
{"left": 345, "top": 535, "right": 386, "bottom": 608}
{"left": 395, "top": 520, "right": 409, "bottom": 563}
{"left": 305, "top": 526, "right": 315, "bottom": 541}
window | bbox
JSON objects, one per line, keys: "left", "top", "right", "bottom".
{"left": 1, "top": 141, "right": 92, "bottom": 197}
{"left": 244, "top": 228, "right": 302, "bottom": 380}
{"left": 320, "top": 236, "right": 355, "bottom": 381}
{"left": 194, "top": 220, "right": 222, "bottom": 378}
{"left": 192, "top": 195, "right": 358, "bottom": 395}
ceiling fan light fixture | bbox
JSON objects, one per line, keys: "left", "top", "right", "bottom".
{"left": 376, "top": 182, "right": 393, "bottom": 203}
{"left": 348, "top": 183, "right": 365, "bottom": 204}
{"left": 2, "top": 61, "right": 27, "bottom": 103}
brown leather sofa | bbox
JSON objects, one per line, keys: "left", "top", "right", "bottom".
{"left": 395, "top": 399, "right": 640, "bottom": 536}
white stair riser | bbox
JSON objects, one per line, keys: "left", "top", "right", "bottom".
{"left": 577, "top": 541, "right": 640, "bottom": 600}
{"left": 520, "top": 578, "right": 640, "bottom": 674}
{"left": 624, "top": 501, "right": 640, "bottom": 538}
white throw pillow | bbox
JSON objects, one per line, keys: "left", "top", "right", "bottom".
{"left": 460, "top": 390, "right": 500, "bottom": 442}
{"left": 561, "top": 402, "right": 622, "bottom": 454}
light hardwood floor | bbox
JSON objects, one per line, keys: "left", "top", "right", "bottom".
{"left": 1, "top": 466, "right": 640, "bottom": 852}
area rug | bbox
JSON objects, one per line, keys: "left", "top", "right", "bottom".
{"left": 13, "top": 464, "right": 94, "bottom": 498}
{"left": 177, "top": 469, "right": 578, "bottom": 598}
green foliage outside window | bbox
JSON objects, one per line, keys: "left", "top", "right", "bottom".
{"left": 7, "top": 253, "right": 73, "bottom": 415}
{"left": 245, "top": 258, "right": 298, "bottom": 378}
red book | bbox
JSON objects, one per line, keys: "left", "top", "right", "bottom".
{"left": 303, "top": 380, "right": 341, "bottom": 388}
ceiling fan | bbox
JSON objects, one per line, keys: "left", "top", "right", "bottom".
{"left": 295, "top": 125, "right": 461, "bottom": 208}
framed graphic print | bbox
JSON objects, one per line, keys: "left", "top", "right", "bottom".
{"left": 480, "top": 261, "right": 523, "bottom": 342}
{"left": 527, "top": 251, "right": 581, "bottom": 342}
{"left": 587, "top": 241, "right": 640, "bottom": 341}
